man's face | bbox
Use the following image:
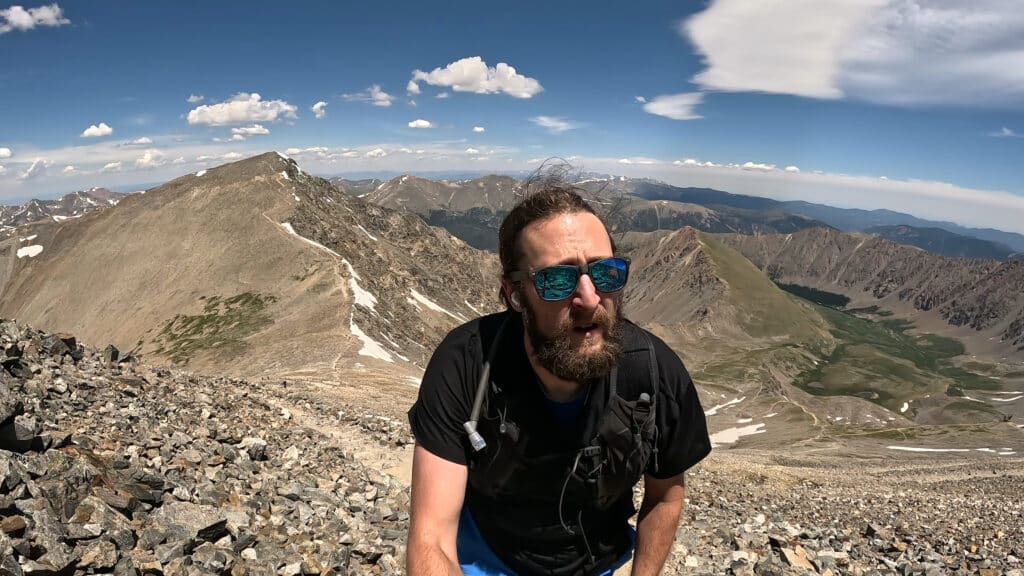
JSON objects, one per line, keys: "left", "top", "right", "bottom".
{"left": 510, "top": 211, "right": 624, "bottom": 382}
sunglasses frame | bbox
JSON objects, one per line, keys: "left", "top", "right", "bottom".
{"left": 509, "top": 256, "right": 631, "bottom": 302}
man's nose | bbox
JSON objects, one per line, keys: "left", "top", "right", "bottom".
{"left": 572, "top": 273, "right": 601, "bottom": 309}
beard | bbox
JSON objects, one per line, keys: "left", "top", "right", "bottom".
{"left": 522, "top": 299, "right": 625, "bottom": 383}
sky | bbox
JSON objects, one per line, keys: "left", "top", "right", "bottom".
{"left": 1, "top": 1, "right": 1023, "bottom": 233}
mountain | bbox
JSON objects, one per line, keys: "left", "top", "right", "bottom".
{"left": 328, "top": 177, "right": 384, "bottom": 198}
{"left": 0, "top": 187, "right": 127, "bottom": 233}
{"left": 782, "top": 201, "right": 1024, "bottom": 253}
{"left": 865, "top": 224, "right": 1015, "bottom": 260}
{"left": 716, "top": 227, "right": 1024, "bottom": 359}
{"left": 0, "top": 152, "right": 500, "bottom": 380}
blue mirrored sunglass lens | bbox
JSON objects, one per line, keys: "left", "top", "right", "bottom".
{"left": 590, "top": 259, "right": 628, "bottom": 292}
{"left": 534, "top": 266, "right": 579, "bottom": 300}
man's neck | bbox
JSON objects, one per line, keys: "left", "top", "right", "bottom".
{"left": 527, "top": 353, "right": 584, "bottom": 402}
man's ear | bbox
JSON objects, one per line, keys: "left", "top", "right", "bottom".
{"left": 501, "top": 277, "right": 521, "bottom": 312}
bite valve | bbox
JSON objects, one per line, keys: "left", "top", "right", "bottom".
{"left": 464, "top": 421, "right": 487, "bottom": 452}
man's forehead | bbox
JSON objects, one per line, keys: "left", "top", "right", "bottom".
{"left": 518, "top": 212, "right": 612, "bottom": 263}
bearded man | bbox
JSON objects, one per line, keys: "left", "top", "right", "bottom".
{"left": 407, "top": 181, "right": 711, "bottom": 576}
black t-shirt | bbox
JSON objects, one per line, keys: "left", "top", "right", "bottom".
{"left": 408, "top": 312, "right": 711, "bottom": 574}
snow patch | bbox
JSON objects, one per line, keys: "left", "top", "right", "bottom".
{"left": 18, "top": 235, "right": 37, "bottom": 242}
{"left": 356, "top": 224, "right": 378, "bottom": 241}
{"left": 409, "top": 289, "right": 466, "bottom": 322}
{"left": 464, "top": 300, "right": 482, "bottom": 316}
{"left": 293, "top": 193, "right": 300, "bottom": 202}
{"left": 736, "top": 418, "right": 753, "bottom": 424}
{"left": 281, "top": 171, "right": 290, "bottom": 180}
{"left": 349, "top": 322, "right": 393, "bottom": 362}
{"left": 341, "top": 260, "right": 377, "bottom": 312}
{"left": 704, "top": 397, "right": 745, "bottom": 416}
{"left": 900, "top": 402, "right": 909, "bottom": 413}
{"left": 887, "top": 446, "right": 973, "bottom": 453}
{"left": 987, "top": 395, "right": 1023, "bottom": 402}
{"left": 405, "top": 376, "right": 422, "bottom": 387}
{"left": 196, "top": 170, "right": 207, "bottom": 177}
{"left": 16, "top": 245, "right": 43, "bottom": 258}
{"left": 276, "top": 151, "right": 290, "bottom": 160}
{"left": 279, "top": 222, "right": 340, "bottom": 257}
{"left": 710, "top": 423, "right": 766, "bottom": 447}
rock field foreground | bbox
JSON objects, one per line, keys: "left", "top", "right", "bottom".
{"left": 1, "top": 319, "right": 1021, "bottom": 575}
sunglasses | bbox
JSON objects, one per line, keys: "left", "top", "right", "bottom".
{"left": 509, "top": 257, "right": 631, "bottom": 301}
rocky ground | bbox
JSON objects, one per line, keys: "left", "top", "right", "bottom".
{"left": 2, "top": 319, "right": 1022, "bottom": 575}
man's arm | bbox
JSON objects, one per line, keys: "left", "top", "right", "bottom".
{"left": 631, "top": 472, "right": 687, "bottom": 576}
{"left": 407, "top": 444, "right": 468, "bottom": 576}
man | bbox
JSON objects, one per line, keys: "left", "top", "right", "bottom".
{"left": 407, "top": 181, "right": 711, "bottom": 575}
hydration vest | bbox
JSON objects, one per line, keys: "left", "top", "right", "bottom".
{"left": 465, "top": 312, "right": 660, "bottom": 574}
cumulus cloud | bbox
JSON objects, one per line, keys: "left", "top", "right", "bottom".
{"left": 635, "top": 96, "right": 647, "bottom": 103}
{"left": 742, "top": 161, "right": 776, "bottom": 171}
{"left": 187, "top": 93, "right": 298, "bottom": 126}
{"left": 101, "top": 161, "right": 121, "bottom": 173}
{"left": 472, "top": 126, "right": 485, "bottom": 133}
{"left": 408, "top": 119, "right": 433, "bottom": 129}
{"left": 231, "top": 124, "right": 269, "bottom": 136}
{"left": 409, "top": 56, "right": 543, "bottom": 98}
{"left": 62, "top": 165, "right": 74, "bottom": 173}
{"left": 365, "top": 148, "right": 387, "bottom": 158}
{"left": 435, "top": 92, "right": 450, "bottom": 99}
{"left": 0, "top": 147, "right": 10, "bottom": 158}
{"left": 643, "top": 93, "right": 704, "bottom": 120}
{"left": 80, "top": 122, "right": 113, "bottom": 138}
{"left": 135, "top": 149, "right": 165, "bottom": 169}
{"left": 125, "top": 137, "right": 152, "bottom": 145}
{"left": 187, "top": 94, "right": 204, "bottom": 103}
{"left": 683, "top": 0, "right": 1024, "bottom": 108}
{"left": 0, "top": 165, "right": 6, "bottom": 175}
{"left": 343, "top": 85, "right": 394, "bottom": 107}
{"left": 18, "top": 158, "right": 50, "bottom": 180}
{"left": 991, "top": 127, "right": 1020, "bottom": 138}
{"left": 172, "top": 157, "right": 185, "bottom": 164}
{"left": 311, "top": 101, "right": 327, "bottom": 119}
{"left": 0, "top": 3, "right": 69, "bottom": 34}
{"left": 465, "top": 147, "right": 480, "bottom": 154}
{"left": 222, "top": 152, "right": 243, "bottom": 160}
{"left": 618, "top": 157, "right": 658, "bottom": 165}
{"left": 785, "top": 165, "right": 801, "bottom": 173}
{"left": 530, "top": 116, "right": 579, "bottom": 134}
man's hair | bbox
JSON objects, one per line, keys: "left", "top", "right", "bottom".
{"left": 498, "top": 164, "right": 613, "bottom": 278}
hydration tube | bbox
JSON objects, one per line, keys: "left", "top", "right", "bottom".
{"left": 464, "top": 316, "right": 509, "bottom": 452}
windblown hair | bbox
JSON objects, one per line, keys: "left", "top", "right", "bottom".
{"left": 498, "top": 161, "right": 614, "bottom": 280}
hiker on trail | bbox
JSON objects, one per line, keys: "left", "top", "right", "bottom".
{"left": 407, "top": 175, "right": 712, "bottom": 576}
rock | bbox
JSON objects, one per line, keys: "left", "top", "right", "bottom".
{"left": 0, "top": 516, "right": 27, "bottom": 535}
{"left": 78, "top": 539, "right": 118, "bottom": 569}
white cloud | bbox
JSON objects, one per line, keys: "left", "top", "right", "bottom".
{"left": 187, "top": 94, "right": 204, "bottom": 103}
{"left": 435, "top": 92, "right": 450, "bottom": 99}
{"left": 991, "top": 127, "right": 1020, "bottom": 138}
{"left": 635, "top": 96, "right": 647, "bottom": 103}
{"left": 343, "top": 84, "right": 395, "bottom": 107}
{"left": 101, "top": 161, "right": 121, "bottom": 173}
{"left": 0, "top": 147, "right": 10, "bottom": 158}
{"left": 465, "top": 147, "right": 480, "bottom": 154}
{"left": 311, "top": 101, "right": 327, "bottom": 119}
{"left": 187, "top": 92, "right": 298, "bottom": 126}
{"left": 231, "top": 124, "right": 269, "bottom": 136}
{"left": 18, "top": 158, "right": 50, "bottom": 180}
{"left": 408, "top": 119, "right": 433, "bottom": 129}
{"left": 472, "top": 126, "right": 485, "bottom": 133}
{"left": 340, "top": 150, "right": 360, "bottom": 158}
{"left": 410, "top": 56, "right": 543, "bottom": 98}
{"left": 81, "top": 123, "right": 113, "bottom": 138}
{"left": 365, "top": 148, "right": 387, "bottom": 158}
{"left": 618, "top": 157, "right": 658, "bottom": 165}
{"left": 529, "top": 116, "right": 579, "bottom": 134}
{"left": 62, "top": 165, "right": 74, "bottom": 173}
{"left": 135, "top": 149, "right": 165, "bottom": 169}
{"left": 222, "top": 152, "right": 243, "bottom": 159}
{"left": 0, "top": 3, "right": 70, "bottom": 34}
{"left": 785, "top": 165, "right": 801, "bottom": 173}
{"left": 0, "top": 165, "right": 6, "bottom": 175}
{"left": 683, "top": 0, "right": 1024, "bottom": 108}
{"left": 742, "top": 161, "right": 776, "bottom": 171}
{"left": 643, "top": 93, "right": 704, "bottom": 120}
{"left": 126, "top": 137, "right": 152, "bottom": 145}
{"left": 172, "top": 157, "right": 185, "bottom": 164}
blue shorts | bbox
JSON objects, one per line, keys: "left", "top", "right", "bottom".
{"left": 456, "top": 507, "right": 635, "bottom": 576}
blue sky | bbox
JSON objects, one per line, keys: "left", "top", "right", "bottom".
{"left": 1, "top": 1, "right": 1023, "bottom": 232}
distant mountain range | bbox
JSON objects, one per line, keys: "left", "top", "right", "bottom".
{"left": 0, "top": 188, "right": 126, "bottom": 234}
